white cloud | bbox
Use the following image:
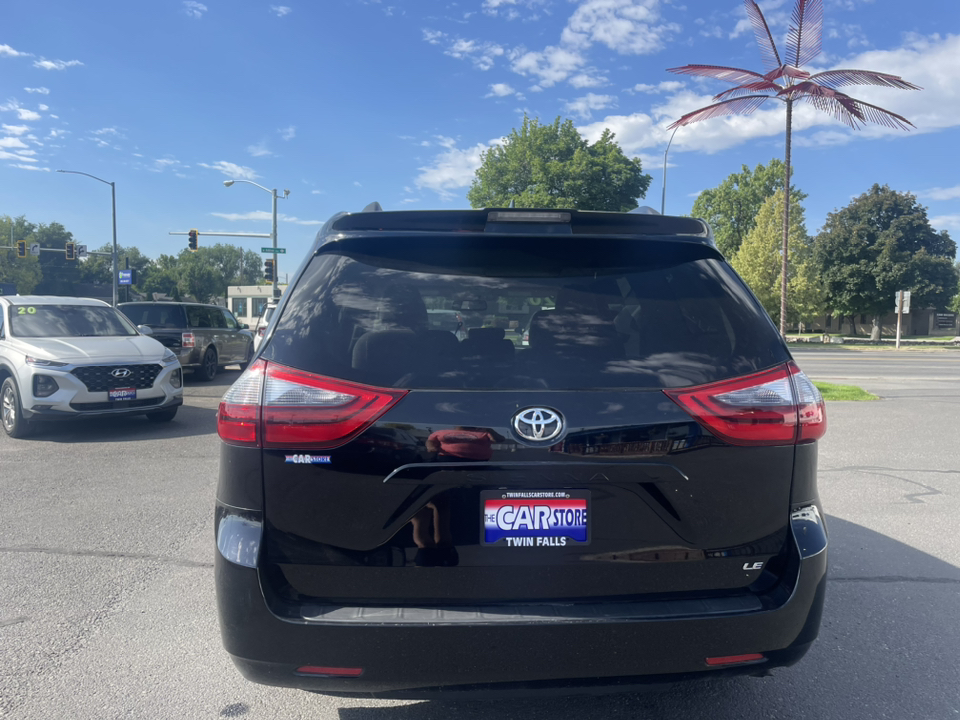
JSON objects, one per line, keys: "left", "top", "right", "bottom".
{"left": 561, "top": 0, "right": 681, "bottom": 56}
{"left": 183, "top": 1, "right": 207, "bottom": 19}
{"left": 444, "top": 38, "right": 505, "bottom": 71}
{"left": 279, "top": 125, "right": 295, "bottom": 140}
{"left": 311, "top": 189, "right": 325, "bottom": 195}
{"left": 247, "top": 142, "right": 272, "bottom": 157}
{"left": 210, "top": 210, "right": 322, "bottom": 225}
{"left": 415, "top": 140, "right": 493, "bottom": 199}
{"left": 24, "top": 87, "right": 49, "bottom": 94}
{"left": 0, "top": 101, "right": 42, "bottom": 122}
{"left": 569, "top": 72, "right": 608, "bottom": 88}
{"left": 93, "top": 127, "right": 122, "bottom": 137}
{"left": 150, "top": 157, "right": 184, "bottom": 172}
{"left": 486, "top": 83, "right": 516, "bottom": 98}
{"left": 423, "top": 29, "right": 446, "bottom": 45}
{"left": 629, "top": 80, "right": 684, "bottom": 94}
{"left": 0, "top": 44, "right": 31, "bottom": 57}
{"left": 921, "top": 186, "right": 960, "bottom": 202}
{"left": 511, "top": 45, "right": 586, "bottom": 88}
{"left": 48, "top": 128, "right": 67, "bottom": 138}
{"left": 565, "top": 93, "right": 617, "bottom": 120}
{"left": 3, "top": 124, "right": 29, "bottom": 135}
{"left": 353, "top": 181, "right": 362, "bottom": 187}
{"left": 199, "top": 161, "right": 259, "bottom": 180}
{"left": 270, "top": 5, "right": 292, "bottom": 16}
{"left": 33, "top": 58, "right": 83, "bottom": 70}
{"left": 37, "top": 104, "right": 49, "bottom": 111}
{"left": 10, "top": 163, "right": 49, "bottom": 171}
{"left": 0, "top": 137, "right": 28, "bottom": 149}
{"left": 931, "top": 215, "right": 960, "bottom": 234}
{"left": 0, "top": 150, "right": 37, "bottom": 162}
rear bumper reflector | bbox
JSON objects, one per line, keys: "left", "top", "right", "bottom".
{"left": 705, "top": 653, "right": 765, "bottom": 666}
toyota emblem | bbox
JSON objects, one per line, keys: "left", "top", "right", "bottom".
{"left": 111, "top": 368, "right": 132, "bottom": 379}
{"left": 513, "top": 407, "right": 564, "bottom": 443}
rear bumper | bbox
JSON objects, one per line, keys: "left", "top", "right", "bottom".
{"left": 215, "top": 505, "right": 827, "bottom": 698}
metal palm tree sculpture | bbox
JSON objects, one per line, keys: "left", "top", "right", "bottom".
{"left": 667, "top": 0, "right": 920, "bottom": 335}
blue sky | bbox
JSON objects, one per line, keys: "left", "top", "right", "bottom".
{"left": 1, "top": 0, "right": 958, "bottom": 275}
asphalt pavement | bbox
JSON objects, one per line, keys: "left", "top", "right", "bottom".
{"left": 1, "top": 352, "right": 958, "bottom": 719}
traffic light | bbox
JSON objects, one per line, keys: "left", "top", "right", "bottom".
{"left": 16, "top": 240, "right": 26, "bottom": 258}
{"left": 65, "top": 242, "right": 76, "bottom": 260}
{"left": 264, "top": 259, "right": 275, "bottom": 282}
{"left": 188, "top": 229, "right": 198, "bottom": 251}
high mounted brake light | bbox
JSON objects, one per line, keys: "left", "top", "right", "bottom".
{"left": 486, "top": 211, "right": 571, "bottom": 223}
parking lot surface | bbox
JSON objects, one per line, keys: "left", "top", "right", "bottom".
{"left": 1, "top": 352, "right": 959, "bottom": 719}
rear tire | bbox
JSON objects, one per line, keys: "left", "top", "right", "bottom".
{"left": 146, "top": 407, "right": 178, "bottom": 423}
{"left": 1, "top": 377, "right": 32, "bottom": 439}
{"left": 197, "top": 347, "right": 218, "bottom": 382}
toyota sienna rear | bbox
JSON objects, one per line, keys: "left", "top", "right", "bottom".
{"left": 214, "top": 207, "right": 828, "bottom": 698}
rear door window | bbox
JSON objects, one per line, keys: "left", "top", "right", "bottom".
{"left": 120, "top": 304, "right": 186, "bottom": 328}
{"left": 263, "top": 236, "right": 787, "bottom": 390}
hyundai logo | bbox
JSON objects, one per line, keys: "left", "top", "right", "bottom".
{"left": 110, "top": 368, "right": 132, "bottom": 379}
{"left": 513, "top": 407, "right": 564, "bottom": 443}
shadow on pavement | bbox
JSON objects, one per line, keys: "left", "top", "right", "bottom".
{"left": 335, "top": 516, "right": 960, "bottom": 720}
{"left": 27, "top": 403, "right": 219, "bottom": 443}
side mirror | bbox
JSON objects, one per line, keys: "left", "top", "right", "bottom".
{"left": 137, "top": 325, "right": 154, "bottom": 335}
{"left": 240, "top": 323, "right": 249, "bottom": 330}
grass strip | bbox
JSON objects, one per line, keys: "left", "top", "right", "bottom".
{"left": 813, "top": 381, "right": 878, "bottom": 402}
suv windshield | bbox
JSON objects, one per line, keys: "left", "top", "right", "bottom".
{"left": 9, "top": 304, "right": 138, "bottom": 338}
{"left": 264, "top": 236, "right": 787, "bottom": 390}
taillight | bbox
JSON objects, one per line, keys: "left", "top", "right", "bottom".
{"left": 262, "top": 364, "right": 407, "bottom": 449}
{"left": 182, "top": 332, "right": 195, "bottom": 348}
{"left": 216, "top": 360, "right": 407, "bottom": 450}
{"left": 257, "top": 327, "right": 265, "bottom": 337}
{"left": 664, "top": 363, "right": 826, "bottom": 447}
{"left": 218, "top": 359, "right": 266, "bottom": 446}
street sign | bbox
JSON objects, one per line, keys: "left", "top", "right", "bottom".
{"left": 118, "top": 269, "right": 132, "bottom": 286}
{"left": 894, "top": 291, "right": 911, "bottom": 314}
{"left": 77, "top": 244, "right": 88, "bottom": 259}
{"left": 29, "top": 243, "right": 40, "bottom": 256}
{"left": 261, "top": 247, "right": 286, "bottom": 254}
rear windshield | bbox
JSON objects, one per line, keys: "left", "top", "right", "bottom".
{"left": 10, "top": 304, "right": 138, "bottom": 338}
{"left": 120, "top": 303, "right": 187, "bottom": 329}
{"left": 264, "top": 236, "right": 787, "bottom": 390}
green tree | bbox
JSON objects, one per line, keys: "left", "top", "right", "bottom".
{"left": 467, "top": 115, "right": 651, "bottom": 211}
{"left": 78, "top": 244, "right": 155, "bottom": 295}
{"left": 0, "top": 215, "right": 42, "bottom": 294}
{"left": 33, "top": 222, "right": 78, "bottom": 295}
{"left": 140, "top": 254, "right": 182, "bottom": 300}
{"left": 732, "top": 189, "right": 822, "bottom": 328}
{"left": 815, "top": 185, "right": 957, "bottom": 339}
{"left": 176, "top": 249, "right": 221, "bottom": 303}
{"left": 668, "top": 0, "right": 920, "bottom": 334}
{"left": 692, "top": 159, "right": 806, "bottom": 257}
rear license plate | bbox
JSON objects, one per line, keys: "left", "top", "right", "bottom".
{"left": 108, "top": 387, "right": 136, "bottom": 402}
{"left": 481, "top": 490, "right": 590, "bottom": 547}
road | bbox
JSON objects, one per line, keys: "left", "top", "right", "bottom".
{"left": 1, "top": 352, "right": 958, "bottom": 719}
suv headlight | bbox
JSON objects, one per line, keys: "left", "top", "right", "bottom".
{"left": 26, "top": 356, "right": 69, "bottom": 368}
{"left": 161, "top": 349, "right": 179, "bottom": 365}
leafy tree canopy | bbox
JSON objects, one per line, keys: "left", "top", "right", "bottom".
{"left": 732, "top": 189, "right": 822, "bottom": 326}
{"left": 467, "top": 115, "right": 651, "bottom": 212}
{"left": 692, "top": 158, "right": 807, "bottom": 258}
{"left": 0, "top": 215, "right": 42, "bottom": 294}
{"left": 815, "top": 184, "right": 957, "bottom": 333}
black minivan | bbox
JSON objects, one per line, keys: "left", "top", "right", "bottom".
{"left": 215, "top": 208, "right": 827, "bottom": 698}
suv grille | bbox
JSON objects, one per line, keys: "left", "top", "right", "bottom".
{"left": 72, "top": 364, "right": 163, "bottom": 392}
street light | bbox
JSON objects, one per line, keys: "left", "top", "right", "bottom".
{"left": 223, "top": 179, "right": 290, "bottom": 298}
{"left": 660, "top": 125, "right": 681, "bottom": 216}
{"left": 56, "top": 169, "right": 119, "bottom": 307}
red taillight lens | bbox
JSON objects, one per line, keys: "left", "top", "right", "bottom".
{"left": 257, "top": 327, "right": 265, "bottom": 337}
{"left": 664, "top": 363, "right": 826, "bottom": 447}
{"left": 182, "top": 332, "right": 195, "bottom": 348}
{"left": 705, "top": 653, "right": 765, "bottom": 666}
{"left": 216, "top": 360, "right": 407, "bottom": 450}
{"left": 217, "top": 359, "right": 266, "bottom": 446}
{"left": 262, "top": 364, "right": 407, "bottom": 449}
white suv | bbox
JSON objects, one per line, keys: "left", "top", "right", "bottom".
{"left": 0, "top": 296, "right": 184, "bottom": 438}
